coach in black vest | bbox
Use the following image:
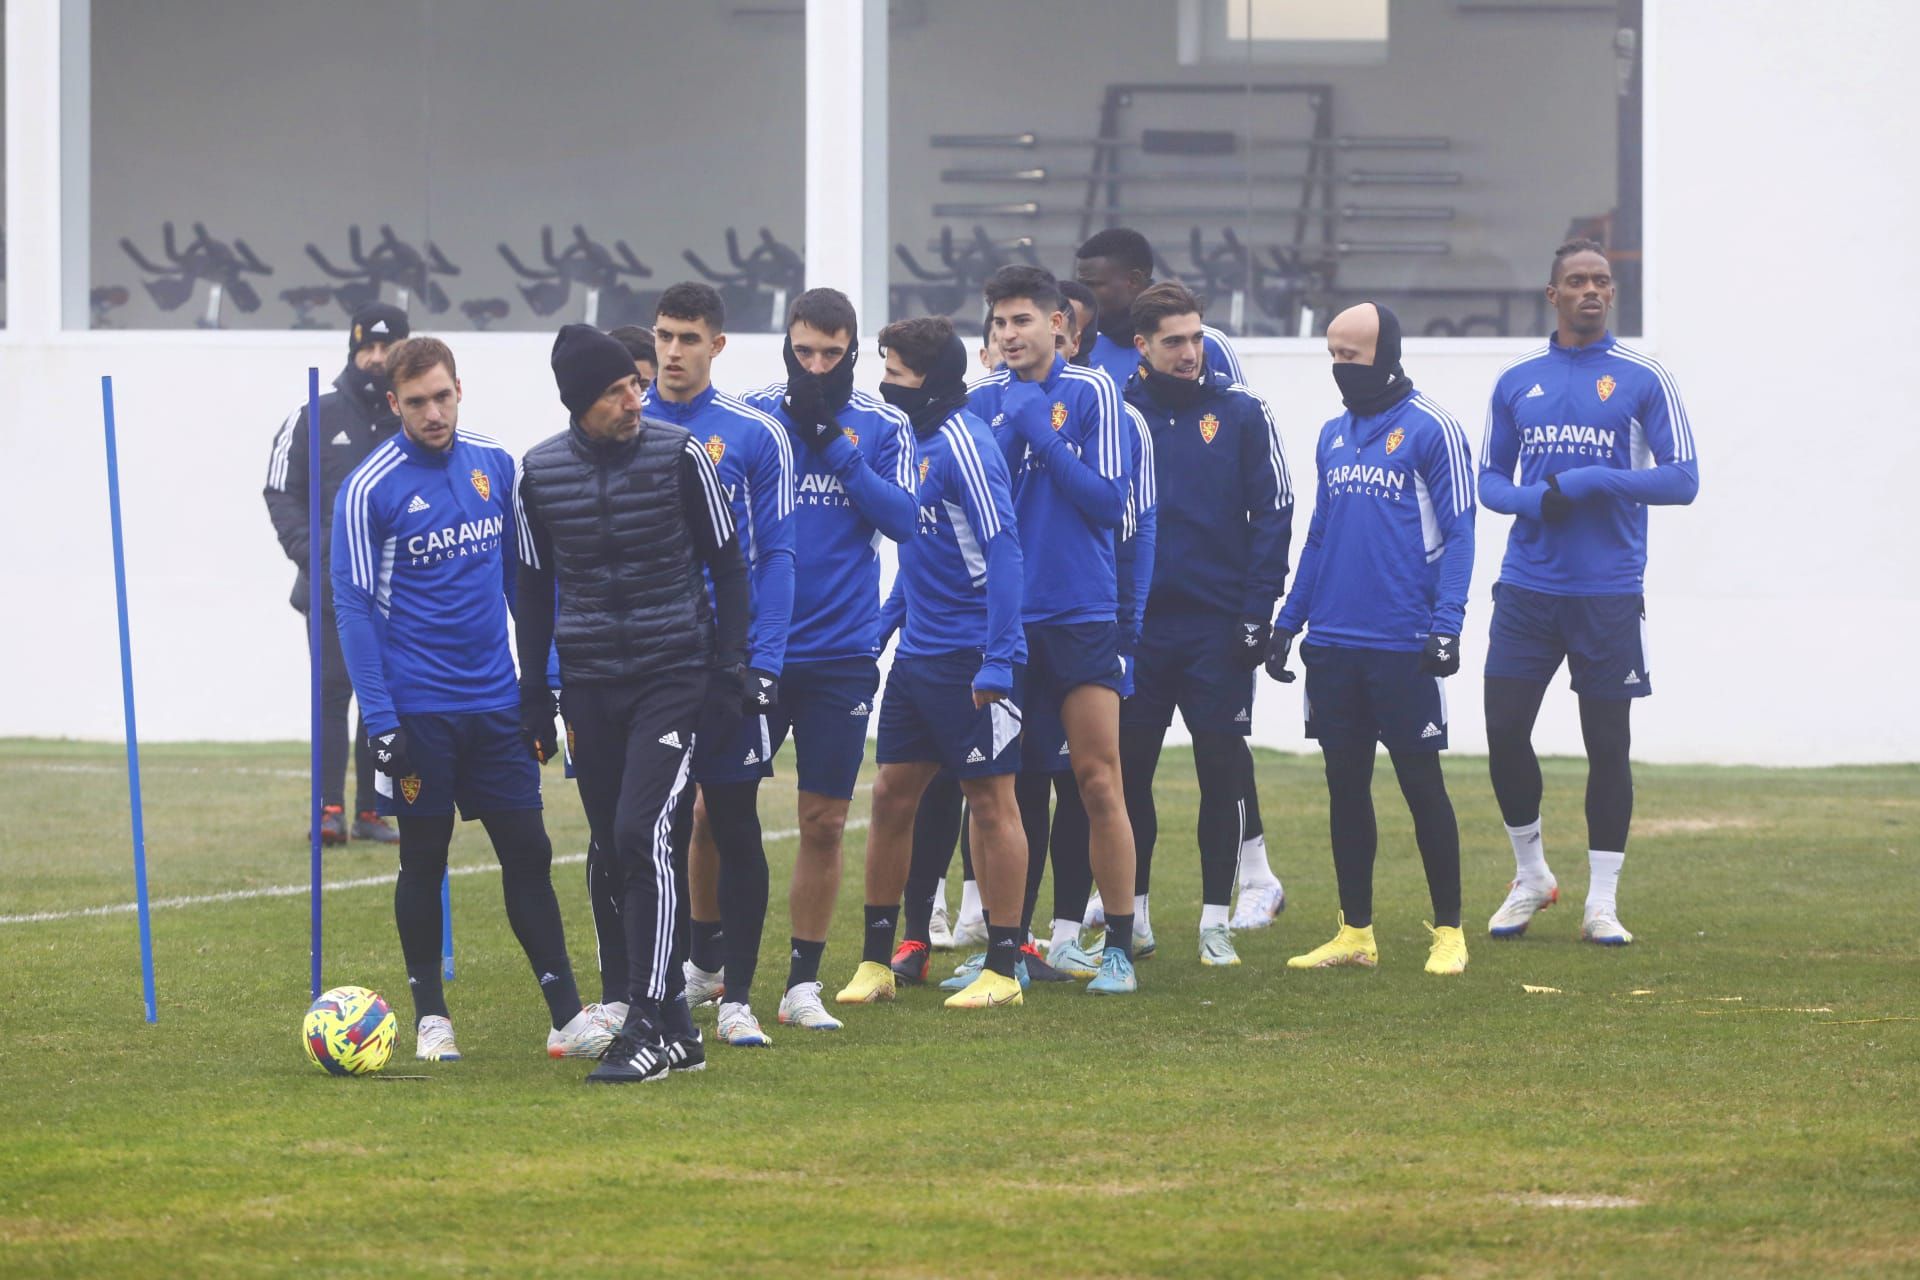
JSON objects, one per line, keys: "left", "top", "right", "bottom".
{"left": 514, "top": 324, "right": 750, "bottom": 1085}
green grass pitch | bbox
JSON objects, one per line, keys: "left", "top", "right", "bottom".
{"left": 2, "top": 739, "right": 1917, "bottom": 1278}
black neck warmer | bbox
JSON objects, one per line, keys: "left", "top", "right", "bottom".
{"left": 1332, "top": 302, "right": 1416, "bottom": 416}
{"left": 1139, "top": 363, "right": 1211, "bottom": 411}
{"left": 879, "top": 334, "right": 971, "bottom": 436}
{"left": 784, "top": 334, "right": 858, "bottom": 412}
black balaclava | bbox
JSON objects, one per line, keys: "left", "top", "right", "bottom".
{"left": 878, "top": 333, "right": 971, "bottom": 436}
{"left": 1331, "top": 302, "right": 1415, "bottom": 416}
{"left": 784, "top": 333, "right": 858, "bottom": 412}
{"left": 344, "top": 301, "right": 410, "bottom": 409}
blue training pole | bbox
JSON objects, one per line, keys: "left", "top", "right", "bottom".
{"left": 441, "top": 873, "right": 455, "bottom": 981}
{"left": 101, "top": 376, "right": 157, "bottom": 1024}
{"left": 307, "top": 367, "right": 324, "bottom": 1001}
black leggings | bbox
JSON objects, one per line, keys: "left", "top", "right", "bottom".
{"left": 1485, "top": 677, "right": 1634, "bottom": 852}
{"left": 701, "top": 778, "right": 771, "bottom": 1007}
{"left": 1121, "top": 725, "right": 1245, "bottom": 907}
{"left": 395, "top": 808, "right": 582, "bottom": 1027}
{"left": 1321, "top": 744, "right": 1461, "bottom": 929}
{"left": 904, "top": 770, "right": 965, "bottom": 944}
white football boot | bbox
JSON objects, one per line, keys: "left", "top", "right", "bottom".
{"left": 1580, "top": 907, "right": 1635, "bottom": 946}
{"left": 776, "top": 981, "right": 844, "bottom": 1031}
{"left": 415, "top": 1014, "right": 462, "bottom": 1061}
{"left": 1229, "top": 879, "right": 1287, "bottom": 930}
{"left": 682, "top": 960, "right": 726, "bottom": 1008}
{"left": 1488, "top": 875, "right": 1560, "bottom": 938}
{"left": 547, "top": 1004, "right": 616, "bottom": 1059}
{"left": 716, "top": 1001, "right": 773, "bottom": 1047}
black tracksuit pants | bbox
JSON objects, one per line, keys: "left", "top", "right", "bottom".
{"left": 306, "top": 599, "right": 377, "bottom": 813}
{"left": 562, "top": 668, "right": 706, "bottom": 1006}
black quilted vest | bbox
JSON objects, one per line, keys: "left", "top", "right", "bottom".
{"left": 518, "top": 418, "right": 713, "bottom": 683}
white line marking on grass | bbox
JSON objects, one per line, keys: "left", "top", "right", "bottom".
{"left": 0, "top": 818, "right": 869, "bottom": 927}
{"left": 16, "top": 763, "right": 310, "bottom": 779}
{"left": 1507, "top": 1194, "right": 1644, "bottom": 1210}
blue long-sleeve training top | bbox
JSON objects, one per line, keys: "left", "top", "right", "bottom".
{"left": 967, "top": 353, "right": 1130, "bottom": 626}
{"left": 1116, "top": 403, "right": 1157, "bottom": 647}
{"left": 898, "top": 408, "right": 1028, "bottom": 696}
{"left": 1125, "top": 366, "right": 1293, "bottom": 622}
{"left": 1479, "top": 331, "right": 1700, "bottom": 596}
{"left": 642, "top": 384, "right": 797, "bottom": 672}
{"left": 744, "top": 384, "right": 917, "bottom": 663}
{"left": 331, "top": 429, "right": 522, "bottom": 733}
{"left": 1276, "top": 387, "right": 1476, "bottom": 651}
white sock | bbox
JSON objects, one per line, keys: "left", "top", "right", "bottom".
{"left": 1133, "top": 894, "right": 1151, "bottom": 933}
{"left": 931, "top": 874, "right": 947, "bottom": 913}
{"left": 959, "top": 878, "right": 982, "bottom": 922}
{"left": 1506, "top": 819, "right": 1552, "bottom": 884}
{"left": 1199, "top": 904, "right": 1230, "bottom": 931}
{"left": 1050, "top": 918, "right": 1080, "bottom": 949}
{"left": 1586, "top": 849, "right": 1624, "bottom": 915}
{"left": 1238, "top": 834, "right": 1276, "bottom": 885}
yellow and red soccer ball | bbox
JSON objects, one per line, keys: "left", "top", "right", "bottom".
{"left": 302, "top": 985, "right": 396, "bottom": 1076}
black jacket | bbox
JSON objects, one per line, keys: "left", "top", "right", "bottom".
{"left": 513, "top": 417, "right": 750, "bottom": 687}
{"left": 263, "top": 363, "right": 400, "bottom": 612}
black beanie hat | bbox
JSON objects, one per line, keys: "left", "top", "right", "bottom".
{"left": 1372, "top": 302, "right": 1405, "bottom": 377}
{"left": 348, "top": 302, "right": 409, "bottom": 355}
{"left": 551, "top": 324, "right": 639, "bottom": 418}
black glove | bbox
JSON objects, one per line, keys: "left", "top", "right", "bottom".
{"left": 519, "top": 686, "right": 560, "bottom": 764}
{"left": 1421, "top": 632, "right": 1461, "bottom": 676}
{"left": 367, "top": 725, "right": 416, "bottom": 778}
{"left": 742, "top": 668, "right": 780, "bottom": 717}
{"left": 1264, "top": 627, "right": 1297, "bottom": 684}
{"left": 705, "top": 663, "right": 747, "bottom": 735}
{"left": 1540, "top": 473, "right": 1575, "bottom": 522}
{"left": 785, "top": 377, "right": 840, "bottom": 452}
{"left": 1234, "top": 618, "right": 1273, "bottom": 671}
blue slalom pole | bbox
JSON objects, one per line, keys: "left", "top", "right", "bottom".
{"left": 307, "top": 367, "right": 324, "bottom": 1001}
{"left": 101, "top": 376, "right": 157, "bottom": 1024}
{"left": 441, "top": 873, "right": 455, "bottom": 981}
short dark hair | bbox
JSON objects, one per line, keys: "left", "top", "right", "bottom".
{"left": 1550, "top": 238, "right": 1609, "bottom": 284}
{"left": 656, "top": 281, "right": 726, "bottom": 332}
{"left": 981, "top": 313, "right": 994, "bottom": 350}
{"left": 787, "top": 287, "right": 858, "bottom": 340}
{"left": 877, "top": 315, "right": 957, "bottom": 376}
{"left": 385, "top": 335, "right": 456, "bottom": 390}
{"left": 983, "top": 264, "right": 1062, "bottom": 316}
{"left": 1075, "top": 227, "right": 1154, "bottom": 275}
{"left": 1058, "top": 279, "right": 1098, "bottom": 334}
{"left": 608, "top": 324, "right": 656, "bottom": 365}
{"left": 1130, "top": 281, "right": 1204, "bottom": 338}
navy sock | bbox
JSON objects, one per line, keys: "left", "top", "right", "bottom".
{"left": 863, "top": 904, "right": 898, "bottom": 965}
{"left": 690, "top": 919, "right": 725, "bottom": 973}
{"left": 1104, "top": 911, "right": 1135, "bottom": 960}
{"left": 663, "top": 994, "right": 695, "bottom": 1041}
{"left": 985, "top": 925, "right": 1023, "bottom": 978}
{"left": 786, "top": 937, "right": 825, "bottom": 989}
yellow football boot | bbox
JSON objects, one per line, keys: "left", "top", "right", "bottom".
{"left": 942, "top": 968, "right": 1024, "bottom": 1009}
{"left": 1424, "top": 922, "right": 1469, "bottom": 975}
{"left": 1286, "top": 914, "right": 1379, "bottom": 969}
{"left": 834, "top": 960, "right": 896, "bottom": 1004}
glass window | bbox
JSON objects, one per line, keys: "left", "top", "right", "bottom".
{"left": 887, "top": 0, "right": 1642, "bottom": 339}
{"left": 86, "top": 1, "right": 804, "bottom": 331}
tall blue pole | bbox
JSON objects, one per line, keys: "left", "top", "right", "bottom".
{"left": 307, "top": 367, "right": 324, "bottom": 1001}
{"left": 101, "top": 376, "right": 157, "bottom": 1024}
{"left": 441, "top": 873, "right": 455, "bottom": 981}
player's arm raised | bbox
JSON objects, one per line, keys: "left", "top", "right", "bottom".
{"left": 1003, "top": 376, "right": 1128, "bottom": 529}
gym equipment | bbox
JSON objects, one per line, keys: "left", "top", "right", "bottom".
{"left": 891, "top": 225, "right": 1039, "bottom": 321}
{"left": 499, "top": 225, "right": 655, "bottom": 326}
{"left": 682, "top": 227, "right": 804, "bottom": 332}
{"left": 120, "top": 221, "right": 274, "bottom": 328}
{"left": 932, "top": 129, "right": 1449, "bottom": 153}
{"left": 305, "top": 225, "right": 461, "bottom": 316}
{"left": 279, "top": 286, "right": 334, "bottom": 329}
{"left": 460, "top": 298, "right": 511, "bottom": 331}
{"left": 90, "top": 286, "right": 131, "bottom": 329}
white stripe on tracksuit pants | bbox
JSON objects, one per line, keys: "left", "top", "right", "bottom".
{"left": 561, "top": 667, "right": 705, "bottom": 1010}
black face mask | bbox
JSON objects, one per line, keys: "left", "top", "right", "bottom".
{"left": 784, "top": 334, "right": 857, "bottom": 411}
{"left": 1331, "top": 302, "right": 1415, "bottom": 416}
{"left": 346, "top": 361, "right": 394, "bottom": 414}
{"left": 1140, "top": 363, "right": 1211, "bottom": 411}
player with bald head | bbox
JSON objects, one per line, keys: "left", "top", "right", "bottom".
{"left": 1266, "top": 301, "right": 1476, "bottom": 976}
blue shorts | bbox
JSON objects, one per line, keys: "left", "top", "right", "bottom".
{"left": 376, "top": 708, "right": 542, "bottom": 819}
{"left": 1023, "top": 620, "right": 1126, "bottom": 773}
{"left": 1485, "top": 582, "right": 1651, "bottom": 699}
{"left": 694, "top": 657, "right": 878, "bottom": 800}
{"left": 877, "top": 650, "right": 1025, "bottom": 777}
{"left": 1301, "top": 644, "right": 1449, "bottom": 753}
{"left": 1122, "top": 613, "right": 1257, "bottom": 736}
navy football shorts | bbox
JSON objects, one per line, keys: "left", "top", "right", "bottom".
{"left": 876, "top": 649, "right": 1025, "bottom": 778}
{"left": 1122, "top": 612, "right": 1257, "bottom": 736}
{"left": 1022, "top": 620, "right": 1125, "bottom": 773}
{"left": 1484, "top": 582, "right": 1651, "bottom": 699}
{"left": 1301, "top": 643, "right": 1449, "bottom": 753}
{"left": 693, "top": 657, "right": 878, "bottom": 800}
{"left": 376, "top": 708, "right": 542, "bottom": 819}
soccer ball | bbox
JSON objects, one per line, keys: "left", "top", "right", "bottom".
{"left": 302, "top": 985, "right": 397, "bottom": 1076}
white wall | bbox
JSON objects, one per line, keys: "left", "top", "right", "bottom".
{"left": 3, "top": 0, "right": 1916, "bottom": 764}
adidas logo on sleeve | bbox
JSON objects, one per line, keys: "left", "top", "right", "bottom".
{"left": 658, "top": 730, "right": 683, "bottom": 749}
{"left": 406, "top": 495, "right": 430, "bottom": 512}
{"left": 1525, "top": 383, "right": 1546, "bottom": 398}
